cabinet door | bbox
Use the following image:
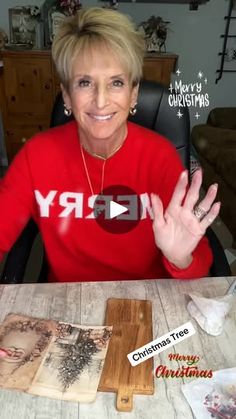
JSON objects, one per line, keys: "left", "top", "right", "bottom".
{"left": 143, "top": 58, "right": 163, "bottom": 83}
{"left": 143, "top": 55, "right": 178, "bottom": 86}
{"left": 3, "top": 56, "right": 53, "bottom": 114}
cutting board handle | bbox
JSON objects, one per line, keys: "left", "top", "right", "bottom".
{"left": 117, "top": 387, "right": 133, "bottom": 412}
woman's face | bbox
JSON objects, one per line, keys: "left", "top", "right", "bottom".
{"left": 62, "top": 45, "right": 139, "bottom": 145}
{"left": 0, "top": 330, "right": 39, "bottom": 364}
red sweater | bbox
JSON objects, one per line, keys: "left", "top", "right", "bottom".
{"left": 0, "top": 121, "right": 212, "bottom": 282}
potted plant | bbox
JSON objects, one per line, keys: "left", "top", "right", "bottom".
{"left": 139, "top": 16, "right": 170, "bottom": 53}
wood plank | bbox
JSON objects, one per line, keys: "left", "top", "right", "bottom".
{"left": 80, "top": 279, "right": 194, "bottom": 418}
{"left": 98, "top": 298, "right": 154, "bottom": 412}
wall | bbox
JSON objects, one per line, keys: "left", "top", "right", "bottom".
{"left": 0, "top": 0, "right": 235, "bottom": 129}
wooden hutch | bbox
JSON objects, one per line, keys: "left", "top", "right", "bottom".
{"left": 0, "top": 49, "right": 178, "bottom": 162}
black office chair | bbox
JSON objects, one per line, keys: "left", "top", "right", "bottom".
{"left": 0, "top": 80, "right": 231, "bottom": 284}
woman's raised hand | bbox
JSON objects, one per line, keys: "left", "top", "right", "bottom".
{"left": 151, "top": 169, "right": 221, "bottom": 269}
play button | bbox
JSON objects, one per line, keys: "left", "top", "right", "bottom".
{"left": 93, "top": 185, "right": 142, "bottom": 234}
{"left": 110, "top": 201, "right": 128, "bottom": 219}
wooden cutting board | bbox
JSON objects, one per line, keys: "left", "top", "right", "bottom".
{"left": 98, "top": 298, "right": 154, "bottom": 412}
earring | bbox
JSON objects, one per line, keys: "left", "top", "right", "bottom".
{"left": 129, "top": 103, "right": 137, "bottom": 116}
{"left": 64, "top": 104, "right": 72, "bottom": 117}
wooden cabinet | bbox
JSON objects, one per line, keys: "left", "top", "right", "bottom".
{"left": 143, "top": 53, "right": 178, "bottom": 86}
{"left": 0, "top": 50, "right": 55, "bottom": 161}
{"left": 0, "top": 50, "right": 177, "bottom": 162}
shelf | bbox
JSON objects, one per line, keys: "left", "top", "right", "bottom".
{"left": 99, "top": 0, "right": 210, "bottom": 8}
{"left": 220, "top": 35, "right": 236, "bottom": 38}
{"left": 216, "top": 69, "right": 236, "bottom": 73}
{"left": 100, "top": 0, "right": 209, "bottom": 3}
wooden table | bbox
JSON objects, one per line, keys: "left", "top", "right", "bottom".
{"left": 0, "top": 276, "right": 235, "bottom": 419}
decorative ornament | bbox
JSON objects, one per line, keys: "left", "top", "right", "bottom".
{"left": 59, "top": 0, "right": 82, "bottom": 15}
{"left": 225, "top": 48, "right": 236, "bottom": 62}
{"left": 139, "top": 16, "right": 170, "bottom": 53}
{"left": 0, "top": 29, "right": 8, "bottom": 49}
{"left": 103, "top": 1, "right": 118, "bottom": 9}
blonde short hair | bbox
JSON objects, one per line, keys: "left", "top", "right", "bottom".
{"left": 52, "top": 7, "right": 146, "bottom": 89}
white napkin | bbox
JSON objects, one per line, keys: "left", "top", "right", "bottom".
{"left": 182, "top": 367, "right": 236, "bottom": 419}
{"left": 187, "top": 293, "right": 235, "bottom": 336}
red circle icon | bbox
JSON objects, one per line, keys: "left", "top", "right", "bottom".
{"left": 93, "top": 185, "right": 143, "bottom": 234}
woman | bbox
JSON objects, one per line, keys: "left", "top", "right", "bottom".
{"left": 0, "top": 8, "right": 220, "bottom": 282}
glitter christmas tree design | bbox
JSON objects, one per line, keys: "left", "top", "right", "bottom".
{"left": 56, "top": 330, "right": 99, "bottom": 390}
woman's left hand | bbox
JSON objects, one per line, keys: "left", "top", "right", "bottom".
{"left": 150, "top": 169, "right": 221, "bottom": 269}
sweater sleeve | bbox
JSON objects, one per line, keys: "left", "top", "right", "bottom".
{"left": 151, "top": 137, "right": 213, "bottom": 279}
{"left": 162, "top": 236, "right": 213, "bottom": 279}
{"left": 0, "top": 145, "right": 34, "bottom": 260}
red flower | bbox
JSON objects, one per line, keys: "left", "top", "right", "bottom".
{"left": 59, "top": 0, "right": 81, "bottom": 15}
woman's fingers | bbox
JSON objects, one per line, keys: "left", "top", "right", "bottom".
{"left": 184, "top": 169, "right": 202, "bottom": 210}
{"left": 196, "top": 183, "right": 218, "bottom": 213}
{"left": 150, "top": 193, "right": 165, "bottom": 228}
{"left": 167, "top": 170, "right": 188, "bottom": 212}
{"left": 200, "top": 201, "right": 221, "bottom": 230}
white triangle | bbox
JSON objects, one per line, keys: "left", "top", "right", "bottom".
{"left": 110, "top": 201, "right": 128, "bottom": 219}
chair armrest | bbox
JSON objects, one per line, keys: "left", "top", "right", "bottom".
{"left": 192, "top": 125, "right": 236, "bottom": 149}
{"left": 205, "top": 228, "right": 231, "bottom": 277}
{"left": 208, "top": 108, "right": 236, "bottom": 130}
{"left": 0, "top": 220, "right": 39, "bottom": 284}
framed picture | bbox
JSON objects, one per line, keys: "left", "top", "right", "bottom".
{"left": 48, "top": 9, "right": 67, "bottom": 43}
{"left": 9, "top": 7, "right": 37, "bottom": 46}
{"left": 41, "top": 0, "right": 67, "bottom": 47}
